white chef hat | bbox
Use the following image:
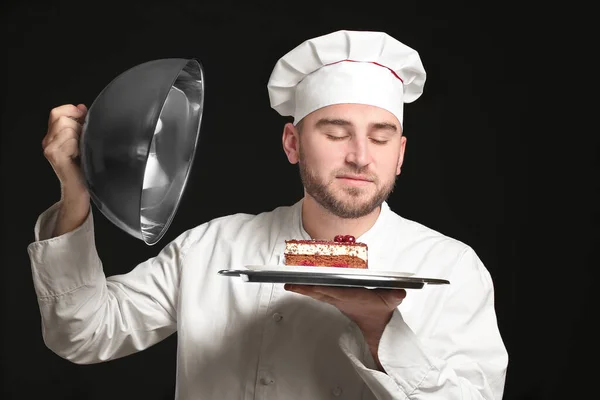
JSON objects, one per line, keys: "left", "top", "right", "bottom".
{"left": 267, "top": 30, "right": 426, "bottom": 127}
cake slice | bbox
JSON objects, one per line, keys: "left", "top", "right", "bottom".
{"left": 284, "top": 235, "right": 368, "bottom": 269}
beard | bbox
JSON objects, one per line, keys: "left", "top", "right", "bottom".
{"left": 298, "top": 148, "right": 396, "bottom": 219}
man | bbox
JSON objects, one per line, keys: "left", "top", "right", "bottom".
{"left": 28, "top": 30, "right": 508, "bottom": 399}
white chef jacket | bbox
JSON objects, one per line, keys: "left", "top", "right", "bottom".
{"left": 27, "top": 199, "right": 508, "bottom": 399}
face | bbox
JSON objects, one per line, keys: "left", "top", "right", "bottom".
{"left": 282, "top": 103, "right": 406, "bottom": 219}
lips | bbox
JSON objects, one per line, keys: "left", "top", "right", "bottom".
{"left": 337, "top": 175, "right": 373, "bottom": 182}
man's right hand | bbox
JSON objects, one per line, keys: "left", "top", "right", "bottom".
{"left": 42, "top": 104, "right": 92, "bottom": 237}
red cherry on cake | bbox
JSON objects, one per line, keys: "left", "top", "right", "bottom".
{"left": 334, "top": 235, "right": 345, "bottom": 242}
{"left": 343, "top": 235, "right": 355, "bottom": 243}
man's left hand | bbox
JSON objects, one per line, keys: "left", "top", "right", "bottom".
{"left": 284, "top": 284, "right": 406, "bottom": 370}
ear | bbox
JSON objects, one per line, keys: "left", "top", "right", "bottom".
{"left": 396, "top": 135, "right": 407, "bottom": 175}
{"left": 282, "top": 122, "right": 300, "bottom": 164}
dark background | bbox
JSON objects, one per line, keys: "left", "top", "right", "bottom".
{"left": 1, "top": 0, "right": 595, "bottom": 399}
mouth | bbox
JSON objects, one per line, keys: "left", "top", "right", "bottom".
{"left": 336, "top": 175, "right": 373, "bottom": 182}
{"left": 336, "top": 175, "right": 374, "bottom": 186}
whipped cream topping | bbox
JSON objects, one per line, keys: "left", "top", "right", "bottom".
{"left": 285, "top": 242, "right": 367, "bottom": 261}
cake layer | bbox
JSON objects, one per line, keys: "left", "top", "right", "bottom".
{"left": 284, "top": 254, "right": 367, "bottom": 269}
{"left": 284, "top": 240, "right": 367, "bottom": 261}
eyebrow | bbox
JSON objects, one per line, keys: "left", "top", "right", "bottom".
{"left": 315, "top": 118, "right": 398, "bottom": 133}
{"left": 315, "top": 118, "right": 352, "bottom": 129}
{"left": 371, "top": 122, "right": 398, "bottom": 133}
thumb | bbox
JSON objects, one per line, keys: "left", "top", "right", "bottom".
{"left": 376, "top": 289, "right": 406, "bottom": 309}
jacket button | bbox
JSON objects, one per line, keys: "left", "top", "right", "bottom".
{"left": 260, "top": 376, "right": 274, "bottom": 385}
{"left": 332, "top": 386, "right": 342, "bottom": 396}
{"left": 272, "top": 312, "right": 283, "bottom": 322}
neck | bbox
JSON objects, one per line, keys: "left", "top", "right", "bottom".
{"left": 301, "top": 194, "right": 382, "bottom": 241}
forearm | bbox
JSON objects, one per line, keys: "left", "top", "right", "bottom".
{"left": 38, "top": 276, "right": 176, "bottom": 364}
{"left": 340, "top": 310, "right": 506, "bottom": 399}
{"left": 52, "top": 189, "right": 90, "bottom": 237}
{"left": 356, "top": 313, "right": 393, "bottom": 372}
{"left": 28, "top": 203, "right": 177, "bottom": 364}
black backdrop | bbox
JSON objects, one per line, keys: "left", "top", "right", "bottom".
{"left": 1, "top": 1, "right": 595, "bottom": 399}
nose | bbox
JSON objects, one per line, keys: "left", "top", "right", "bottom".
{"left": 345, "top": 137, "right": 370, "bottom": 168}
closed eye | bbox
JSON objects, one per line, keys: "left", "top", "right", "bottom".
{"left": 326, "top": 135, "right": 349, "bottom": 141}
{"left": 370, "top": 138, "right": 389, "bottom": 145}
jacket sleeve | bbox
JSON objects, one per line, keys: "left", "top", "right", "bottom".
{"left": 26, "top": 202, "right": 197, "bottom": 364}
{"left": 338, "top": 248, "right": 508, "bottom": 399}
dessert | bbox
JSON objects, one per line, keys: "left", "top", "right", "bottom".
{"left": 284, "top": 235, "right": 368, "bottom": 269}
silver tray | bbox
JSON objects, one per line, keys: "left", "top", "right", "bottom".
{"left": 218, "top": 269, "right": 450, "bottom": 290}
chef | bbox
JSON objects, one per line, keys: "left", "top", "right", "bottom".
{"left": 29, "top": 30, "right": 509, "bottom": 399}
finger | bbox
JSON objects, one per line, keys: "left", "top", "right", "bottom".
{"left": 67, "top": 104, "right": 88, "bottom": 124}
{"left": 284, "top": 283, "right": 312, "bottom": 294}
{"left": 44, "top": 127, "right": 80, "bottom": 161}
{"left": 303, "top": 285, "right": 365, "bottom": 301}
{"left": 285, "top": 284, "right": 336, "bottom": 296}
{"left": 373, "top": 289, "right": 407, "bottom": 309}
{"left": 288, "top": 284, "right": 387, "bottom": 302}
{"left": 44, "top": 132, "right": 80, "bottom": 164}
{"left": 285, "top": 284, "right": 331, "bottom": 299}
{"left": 286, "top": 284, "right": 405, "bottom": 307}
{"left": 373, "top": 288, "right": 406, "bottom": 300}
{"left": 43, "top": 116, "right": 82, "bottom": 149}
{"left": 57, "top": 136, "right": 80, "bottom": 159}
{"left": 43, "top": 138, "right": 83, "bottom": 186}
{"left": 44, "top": 125, "right": 77, "bottom": 149}
{"left": 286, "top": 285, "right": 339, "bottom": 305}
{"left": 47, "top": 104, "right": 87, "bottom": 128}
